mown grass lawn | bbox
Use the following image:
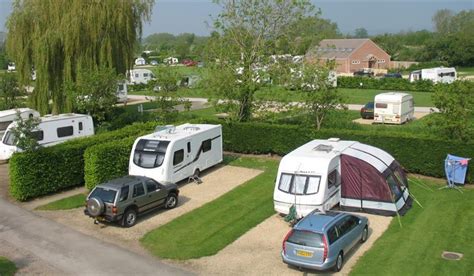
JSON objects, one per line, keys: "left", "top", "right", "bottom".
{"left": 0, "top": 257, "right": 17, "bottom": 276}
{"left": 129, "top": 86, "right": 434, "bottom": 107}
{"left": 140, "top": 155, "right": 279, "bottom": 260}
{"left": 35, "top": 194, "right": 86, "bottom": 210}
{"left": 351, "top": 179, "right": 474, "bottom": 275}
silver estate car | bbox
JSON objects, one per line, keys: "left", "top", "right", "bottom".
{"left": 282, "top": 211, "right": 369, "bottom": 272}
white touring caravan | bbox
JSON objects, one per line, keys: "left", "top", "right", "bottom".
{"left": 129, "top": 69, "right": 155, "bottom": 85}
{"left": 373, "top": 92, "right": 414, "bottom": 124}
{"left": 273, "top": 138, "right": 411, "bottom": 218}
{"left": 0, "top": 113, "right": 94, "bottom": 160}
{"left": 0, "top": 108, "right": 40, "bottom": 135}
{"left": 129, "top": 124, "right": 223, "bottom": 185}
{"left": 409, "top": 67, "right": 457, "bottom": 84}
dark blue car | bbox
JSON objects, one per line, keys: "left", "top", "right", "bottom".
{"left": 282, "top": 211, "right": 369, "bottom": 272}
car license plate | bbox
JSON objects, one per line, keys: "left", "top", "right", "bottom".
{"left": 296, "top": 250, "right": 313, "bottom": 258}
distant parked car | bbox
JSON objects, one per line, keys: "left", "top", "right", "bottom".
{"left": 282, "top": 211, "right": 369, "bottom": 272}
{"left": 84, "top": 175, "right": 179, "bottom": 227}
{"left": 150, "top": 60, "right": 159, "bottom": 66}
{"left": 182, "top": 59, "right": 197, "bottom": 67}
{"left": 353, "top": 70, "right": 374, "bottom": 77}
{"left": 383, "top": 73, "right": 402, "bottom": 78}
{"left": 360, "top": 102, "right": 374, "bottom": 119}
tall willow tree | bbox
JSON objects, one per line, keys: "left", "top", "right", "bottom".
{"left": 6, "top": 0, "right": 154, "bottom": 114}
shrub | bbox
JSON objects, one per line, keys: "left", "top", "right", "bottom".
{"left": 337, "top": 76, "right": 435, "bottom": 92}
{"left": 9, "top": 121, "right": 158, "bottom": 201}
{"left": 84, "top": 137, "right": 136, "bottom": 190}
{"left": 83, "top": 120, "right": 473, "bottom": 187}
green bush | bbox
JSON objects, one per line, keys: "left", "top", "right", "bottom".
{"left": 338, "top": 76, "right": 435, "bottom": 92}
{"left": 83, "top": 120, "right": 473, "bottom": 187}
{"left": 84, "top": 137, "right": 136, "bottom": 190}
{"left": 9, "top": 121, "right": 158, "bottom": 201}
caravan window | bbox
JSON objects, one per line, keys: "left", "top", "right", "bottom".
{"left": 57, "top": 126, "right": 74, "bottom": 138}
{"left": 278, "top": 173, "right": 321, "bottom": 195}
{"left": 173, "top": 149, "right": 184, "bottom": 165}
{"left": 31, "top": 130, "right": 44, "bottom": 141}
{"left": 79, "top": 122, "right": 83, "bottom": 131}
{"left": 328, "top": 170, "right": 338, "bottom": 188}
{"left": 2, "top": 131, "right": 15, "bottom": 146}
{"left": 133, "top": 139, "right": 169, "bottom": 169}
{"left": 376, "top": 103, "right": 387, "bottom": 108}
{"left": 202, "top": 139, "right": 212, "bottom": 152}
{"left": 143, "top": 73, "right": 149, "bottom": 77}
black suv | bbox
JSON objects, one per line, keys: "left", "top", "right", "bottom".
{"left": 85, "top": 175, "right": 179, "bottom": 227}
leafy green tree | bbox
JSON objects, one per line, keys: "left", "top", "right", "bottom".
{"left": 150, "top": 67, "right": 184, "bottom": 122}
{"left": 431, "top": 81, "right": 474, "bottom": 141}
{"left": 353, "top": 27, "right": 369, "bottom": 38}
{"left": 10, "top": 112, "right": 41, "bottom": 152}
{"left": 0, "top": 73, "right": 24, "bottom": 110}
{"left": 205, "top": 0, "right": 315, "bottom": 122}
{"left": 432, "top": 9, "right": 454, "bottom": 34}
{"left": 71, "top": 67, "right": 119, "bottom": 123}
{"left": 6, "top": 0, "right": 154, "bottom": 115}
{"left": 294, "top": 62, "right": 344, "bottom": 130}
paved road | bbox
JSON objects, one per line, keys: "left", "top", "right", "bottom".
{"left": 127, "top": 95, "right": 438, "bottom": 113}
{"left": 0, "top": 198, "right": 192, "bottom": 275}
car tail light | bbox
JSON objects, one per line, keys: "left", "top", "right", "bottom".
{"left": 112, "top": 206, "right": 118, "bottom": 214}
{"left": 322, "top": 235, "right": 328, "bottom": 262}
{"left": 282, "top": 229, "right": 294, "bottom": 254}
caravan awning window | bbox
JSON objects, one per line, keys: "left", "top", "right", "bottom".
{"left": 133, "top": 139, "right": 170, "bottom": 169}
{"left": 278, "top": 173, "right": 321, "bottom": 195}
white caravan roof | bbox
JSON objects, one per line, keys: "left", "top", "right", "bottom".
{"left": 279, "top": 139, "right": 357, "bottom": 175}
{"left": 0, "top": 108, "right": 39, "bottom": 118}
{"left": 280, "top": 138, "right": 396, "bottom": 175}
{"left": 375, "top": 92, "right": 412, "bottom": 103}
{"left": 139, "top": 123, "right": 220, "bottom": 142}
{"left": 40, "top": 113, "right": 91, "bottom": 123}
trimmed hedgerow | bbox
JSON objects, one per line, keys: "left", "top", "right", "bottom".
{"left": 9, "top": 121, "right": 158, "bottom": 201}
{"left": 84, "top": 137, "right": 136, "bottom": 190}
{"left": 82, "top": 120, "right": 473, "bottom": 189}
{"left": 338, "top": 76, "right": 435, "bottom": 92}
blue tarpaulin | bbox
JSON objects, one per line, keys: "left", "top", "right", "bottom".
{"left": 445, "top": 154, "right": 470, "bottom": 186}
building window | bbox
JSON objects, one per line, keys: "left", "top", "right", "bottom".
{"left": 351, "top": 60, "right": 360, "bottom": 64}
{"left": 377, "top": 59, "right": 385, "bottom": 63}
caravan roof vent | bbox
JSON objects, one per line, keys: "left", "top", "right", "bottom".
{"left": 313, "top": 144, "right": 333, "bottom": 153}
{"left": 328, "top": 138, "right": 340, "bottom": 142}
{"left": 183, "top": 126, "right": 200, "bottom": 132}
{"left": 154, "top": 125, "right": 175, "bottom": 134}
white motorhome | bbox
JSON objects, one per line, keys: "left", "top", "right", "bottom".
{"left": 409, "top": 67, "right": 457, "bottom": 84}
{"left": 0, "top": 108, "right": 40, "bottom": 135}
{"left": 135, "top": 57, "right": 146, "bottom": 66}
{"left": 129, "top": 124, "right": 223, "bottom": 185}
{"left": 116, "top": 81, "right": 128, "bottom": 103}
{"left": 274, "top": 138, "right": 411, "bottom": 218}
{"left": 129, "top": 69, "right": 155, "bottom": 85}
{"left": 374, "top": 92, "right": 414, "bottom": 124}
{"left": 0, "top": 113, "right": 94, "bottom": 160}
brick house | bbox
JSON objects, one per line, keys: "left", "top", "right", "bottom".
{"left": 306, "top": 39, "right": 391, "bottom": 74}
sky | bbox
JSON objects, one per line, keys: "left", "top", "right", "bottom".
{"left": 0, "top": 0, "right": 473, "bottom": 37}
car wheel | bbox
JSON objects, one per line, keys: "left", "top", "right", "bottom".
{"left": 361, "top": 226, "right": 368, "bottom": 243}
{"left": 335, "top": 252, "right": 343, "bottom": 272}
{"left": 122, "top": 208, "right": 138, "bottom": 228}
{"left": 165, "top": 193, "right": 178, "bottom": 209}
{"left": 87, "top": 197, "right": 104, "bottom": 217}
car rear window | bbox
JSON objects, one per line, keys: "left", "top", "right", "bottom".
{"left": 287, "top": 230, "right": 324, "bottom": 248}
{"left": 90, "top": 187, "right": 117, "bottom": 203}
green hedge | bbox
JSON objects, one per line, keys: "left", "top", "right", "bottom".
{"left": 82, "top": 121, "right": 473, "bottom": 190}
{"left": 84, "top": 137, "right": 136, "bottom": 190}
{"left": 9, "top": 121, "right": 158, "bottom": 201}
{"left": 338, "top": 76, "right": 435, "bottom": 92}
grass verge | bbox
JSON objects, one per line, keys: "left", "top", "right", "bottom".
{"left": 140, "top": 155, "right": 278, "bottom": 260}
{"left": 0, "top": 257, "right": 17, "bottom": 276}
{"left": 35, "top": 194, "right": 86, "bottom": 210}
{"left": 351, "top": 178, "right": 474, "bottom": 275}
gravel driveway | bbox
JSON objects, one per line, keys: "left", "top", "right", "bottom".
{"left": 186, "top": 213, "right": 392, "bottom": 275}
{"left": 38, "top": 165, "right": 262, "bottom": 255}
